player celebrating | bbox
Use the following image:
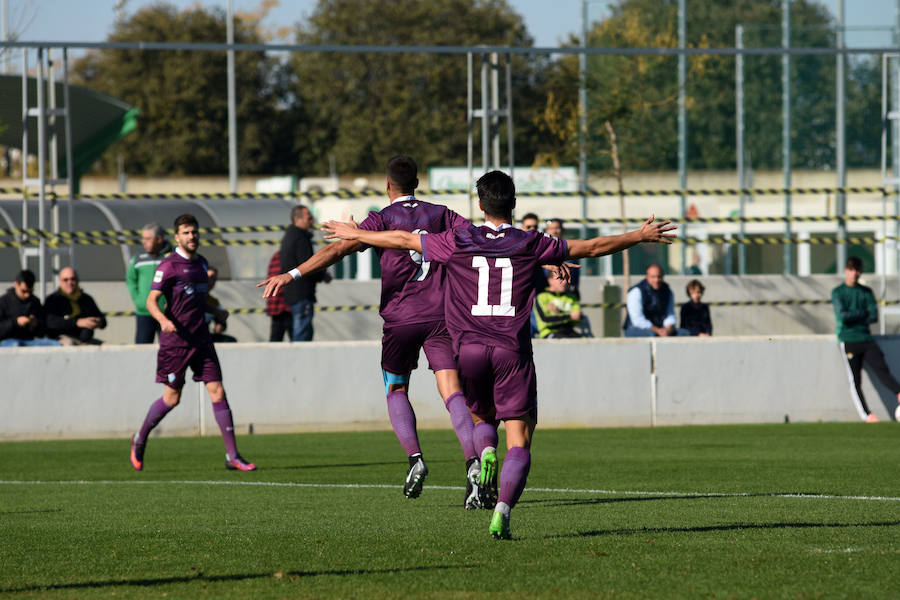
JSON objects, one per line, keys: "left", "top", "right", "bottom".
{"left": 323, "top": 170, "right": 676, "bottom": 539}
{"left": 259, "top": 155, "right": 480, "bottom": 506}
{"left": 130, "top": 214, "right": 256, "bottom": 472}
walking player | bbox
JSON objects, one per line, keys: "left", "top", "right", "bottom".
{"left": 130, "top": 214, "right": 256, "bottom": 471}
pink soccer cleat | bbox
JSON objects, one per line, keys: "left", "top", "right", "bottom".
{"left": 225, "top": 454, "right": 257, "bottom": 471}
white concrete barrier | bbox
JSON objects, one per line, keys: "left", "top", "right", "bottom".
{"left": 2, "top": 335, "right": 897, "bottom": 440}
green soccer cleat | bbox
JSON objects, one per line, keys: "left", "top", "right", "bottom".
{"left": 489, "top": 509, "right": 512, "bottom": 540}
{"left": 479, "top": 447, "right": 498, "bottom": 509}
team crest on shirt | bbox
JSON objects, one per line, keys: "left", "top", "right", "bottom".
{"left": 153, "top": 270, "right": 163, "bottom": 283}
{"left": 402, "top": 202, "right": 419, "bottom": 208}
{"left": 486, "top": 232, "right": 506, "bottom": 239}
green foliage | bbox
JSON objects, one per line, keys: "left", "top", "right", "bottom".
{"left": 72, "top": 2, "right": 298, "bottom": 176}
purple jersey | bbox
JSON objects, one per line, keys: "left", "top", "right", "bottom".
{"left": 359, "top": 197, "right": 470, "bottom": 326}
{"left": 421, "top": 224, "right": 568, "bottom": 353}
{"left": 151, "top": 251, "right": 212, "bottom": 348}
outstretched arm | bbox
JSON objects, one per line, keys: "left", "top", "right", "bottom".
{"left": 565, "top": 215, "right": 676, "bottom": 260}
{"left": 258, "top": 238, "right": 361, "bottom": 298}
{"left": 321, "top": 217, "right": 423, "bottom": 253}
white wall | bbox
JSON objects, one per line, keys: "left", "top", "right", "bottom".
{"left": 4, "top": 335, "right": 897, "bottom": 440}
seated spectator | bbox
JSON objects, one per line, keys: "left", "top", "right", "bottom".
{"left": 266, "top": 251, "right": 293, "bottom": 342}
{"left": 680, "top": 279, "right": 712, "bottom": 337}
{"left": 45, "top": 267, "right": 107, "bottom": 345}
{"left": 521, "top": 212, "right": 540, "bottom": 232}
{"left": 205, "top": 266, "right": 236, "bottom": 343}
{"left": 0, "top": 269, "right": 59, "bottom": 347}
{"left": 534, "top": 275, "right": 583, "bottom": 339}
{"left": 624, "top": 264, "right": 689, "bottom": 337}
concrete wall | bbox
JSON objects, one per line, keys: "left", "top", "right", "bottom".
{"left": 4, "top": 335, "right": 898, "bottom": 440}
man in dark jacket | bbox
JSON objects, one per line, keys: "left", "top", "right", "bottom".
{"left": 0, "top": 269, "right": 59, "bottom": 347}
{"left": 624, "top": 264, "right": 689, "bottom": 337}
{"left": 45, "top": 267, "right": 107, "bottom": 345}
{"left": 280, "top": 205, "right": 331, "bottom": 341}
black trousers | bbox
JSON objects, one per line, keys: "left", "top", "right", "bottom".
{"left": 840, "top": 340, "right": 900, "bottom": 417}
{"left": 269, "top": 312, "right": 293, "bottom": 342}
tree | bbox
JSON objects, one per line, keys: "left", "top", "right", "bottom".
{"left": 289, "top": 0, "right": 545, "bottom": 175}
{"left": 72, "top": 2, "right": 298, "bottom": 175}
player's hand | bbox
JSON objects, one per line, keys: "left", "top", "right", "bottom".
{"left": 638, "top": 215, "right": 677, "bottom": 244}
{"left": 160, "top": 318, "right": 177, "bottom": 334}
{"left": 322, "top": 216, "right": 360, "bottom": 241}
{"left": 257, "top": 272, "right": 293, "bottom": 298}
{"left": 543, "top": 262, "right": 579, "bottom": 283}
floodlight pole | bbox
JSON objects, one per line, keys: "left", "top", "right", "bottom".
{"left": 782, "top": 0, "right": 792, "bottom": 274}
{"left": 579, "top": 0, "right": 588, "bottom": 227}
{"left": 226, "top": 0, "right": 238, "bottom": 194}
{"left": 735, "top": 25, "right": 745, "bottom": 276}
{"left": 677, "top": 0, "right": 687, "bottom": 273}
{"left": 836, "top": 0, "right": 846, "bottom": 272}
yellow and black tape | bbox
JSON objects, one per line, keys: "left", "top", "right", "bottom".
{"left": 105, "top": 304, "right": 381, "bottom": 318}
{"left": 566, "top": 214, "right": 900, "bottom": 225}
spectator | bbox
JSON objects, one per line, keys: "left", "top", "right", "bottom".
{"left": 0, "top": 269, "right": 59, "bottom": 347}
{"left": 832, "top": 256, "right": 900, "bottom": 423}
{"left": 126, "top": 223, "right": 172, "bottom": 344}
{"left": 205, "top": 266, "right": 236, "bottom": 343}
{"left": 521, "top": 212, "right": 539, "bottom": 232}
{"left": 624, "top": 264, "right": 689, "bottom": 337}
{"left": 44, "top": 267, "right": 107, "bottom": 345}
{"left": 280, "top": 205, "right": 331, "bottom": 341}
{"left": 265, "top": 251, "right": 293, "bottom": 341}
{"left": 534, "top": 275, "right": 583, "bottom": 339}
{"left": 680, "top": 279, "right": 712, "bottom": 337}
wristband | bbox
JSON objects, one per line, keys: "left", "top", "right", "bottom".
{"left": 289, "top": 268, "right": 302, "bottom": 280}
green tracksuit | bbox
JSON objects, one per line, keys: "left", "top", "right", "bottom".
{"left": 125, "top": 244, "right": 172, "bottom": 315}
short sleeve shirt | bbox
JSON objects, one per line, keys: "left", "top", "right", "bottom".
{"left": 358, "top": 197, "right": 470, "bottom": 326}
{"left": 422, "top": 224, "right": 568, "bottom": 353}
{"left": 151, "top": 251, "right": 212, "bottom": 348}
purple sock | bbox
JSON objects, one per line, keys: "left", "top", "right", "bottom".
{"left": 386, "top": 390, "right": 421, "bottom": 457}
{"left": 444, "top": 392, "right": 476, "bottom": 461}
{"left": 136, "top": 397, "right": 174, "bottom": 444}
{"left": 473, "top": 421, "right": 499, "bottom": 456}
{"left": 213, "top": 400, "right": 239, "bottom": 460}
{"left": 498, "top": 446, "right": 531, "bottom": 509}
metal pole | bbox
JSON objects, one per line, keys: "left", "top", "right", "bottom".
{"left": 467, "top": 52, "right": 474, "bottom": 219}
{"left": 20, "top": 49, "right": 27, "bottom": 269}
{"left": 226, "top": 0, "right": 237, "bottom": 194}
{"left": 782, "top": 0, "right": 792, "bottom": 274}
{"left": 678, "top": 0, "right": 687, "bottom": 274}
{"left": 481, "top": 54, "right": 489, "bottom": 174}
{"left": 36, "top": 47, "right": 46, "bottom": 300}
{"left": 735, "top": 25, "right": 745, "bottom": 275}
{"left": 505, "top": 53, "right": 514, "bottom": 180}
{"left": 490, "top": 52, "right": 500, "bottom": 170}
{"left": 836, "top": 0, "right": 846, "bottom": 272}
{"left": 63, "top": 48, "right": 74, "bottom": 267}
{"left": 1, "top": 0, "right": 8, "bottom": 74}
{"left": 579, "top": 0, "right": 588, "bottom": 226}
{"left": 48, "top": 48, "right": 59, "bottom": 272}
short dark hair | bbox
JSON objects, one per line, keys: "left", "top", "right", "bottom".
{"left": 521, "top": 212, "right": 539, "bottom": 222}
{"left": 291, "top": 205, "right": 310, "bottom": 222}
{"left": 15, "top": 269, "right": 35, "bottom": 287}
{"left": 173, "top": 214, "right": 199, "bottom": 232}
{"left": 846, "top": 256, "right": 864, "bottom": 271}
{"left": 476, "top": 171, "right": 516, "bottom": 218}
{"left": 686, "top": 279, "right": 705, "bottom": 295}
{"left": 547, "top": 218, "right": 564, "bottom": 232}
{"left": 386, "top": 155, "right": 418, "bottom": 193}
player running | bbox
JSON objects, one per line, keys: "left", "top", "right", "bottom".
{"left": 258, "top": 155, "right": 481, "bottom": 506}
{"left": 130, "top": 214, "right": 256, "bottom": 472}
{"left": 323, "top": 170, "right": 676, "bottom": 539}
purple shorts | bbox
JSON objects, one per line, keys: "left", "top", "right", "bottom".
{"left": 381, "top": 320, "right": 456, "bottom": 375}
{"left": 156, "top": 342, "right": 223, "bottom": 389}
{"left": 456, "top": 343, "right": 537, "bottom": 422}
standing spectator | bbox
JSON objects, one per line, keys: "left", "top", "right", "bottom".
{"left": 533, "top": 275, "right": 583, "bottom": 339}
{"left": 44, "top": 267, "right": 107, "bottom": 345}
{"left": 126, "top": 223, "right": 172, "bottom": 344}
{"left": 280, "top": 205, "right": 331, "bottom": 341}
{"left": 680, "top": 279, "right": 712, "bottom": 337}
{"left": 520, "top": 212, "right": 539, "bottom": 232}
{"left": 205, "top": 266, "right": 236, "bottom": 343}
{"left": 832, "top": 256, "right": 900, "bottom": 423}
{"left": 265, "top": 251, "right": 293, "bottom": 341}
{"left": 624, "top": 264, "right": 689, "bottom": 337}
{"left": 0, "top": 269, "right": 58, "bottom": 347}
{"left": 543, "top": 218, "right": 580, "bottom": 294}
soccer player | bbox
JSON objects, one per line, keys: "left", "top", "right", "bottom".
{"left": 130, "top": 214, "right": 256, "bottom": 472}
{"left": 322, "top": 170, "right": 676, "bottom": 539}
{"left": 258, "top": 155, "right": 480, "bottom": 506}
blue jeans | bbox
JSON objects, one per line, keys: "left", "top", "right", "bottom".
{"left": 290, "top": 299, "right": 314, "bottom": 342}
{"left": 135, "top": 315, "right": 160, "bottom": 344}
{"left": 624, "top": 326, "right": 690, "bottom": 338}
{"left": 0, "top": 337, "right": 61, "bottom": 347}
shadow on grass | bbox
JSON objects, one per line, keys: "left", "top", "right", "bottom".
{"left": 2, "top": 564, "right": 473, "bottom": 594}
{"left": 518, "top": 492, "right": 782, "bottom": 508}
{"left": 547, "top": 520, "right": 900, "bottom": 539}
{"left": 0, "top": 508, "right": 63, "bottom": 515}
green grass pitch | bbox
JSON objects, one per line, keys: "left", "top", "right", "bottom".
{"left": 2, "top": 423, "right": 899, "bottom": 598}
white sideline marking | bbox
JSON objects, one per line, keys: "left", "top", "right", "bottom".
{"left": 1, "top": 480, "right": 900, "bottom": 502}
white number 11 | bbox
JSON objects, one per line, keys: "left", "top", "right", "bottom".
{"left": 470, "top": 256, "right": 515, "bottom": 317}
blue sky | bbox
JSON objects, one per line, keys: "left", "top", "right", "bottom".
{"left": 6, "top": 0, "right": 899, "bottom": 49}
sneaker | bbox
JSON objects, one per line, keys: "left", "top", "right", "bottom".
{"left": 489, "top": 510, "right": 512, "bottom": 540}
{"left": 403, "top": 455, "right": 428, "bottom": 499}
{"left": 866, "top": 413, "right": 880, "bottom": 423}
{"left": 464, "top": 458, "right": 482, "bottom": 510}
{"left": 129, "top": 435, "right": 144, "bottom": 471}
{"left": 225, "top": 454, "right": 257, "bottom": 471}
{"left": 479, "top": 447, "right": 498, "bottom": 509}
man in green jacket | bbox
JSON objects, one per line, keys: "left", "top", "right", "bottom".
{"left": 126, "top": 223, "right": 172, "bottom": 344}
{"left": 832, "top": 256, "right": 900, "bottom": 422}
